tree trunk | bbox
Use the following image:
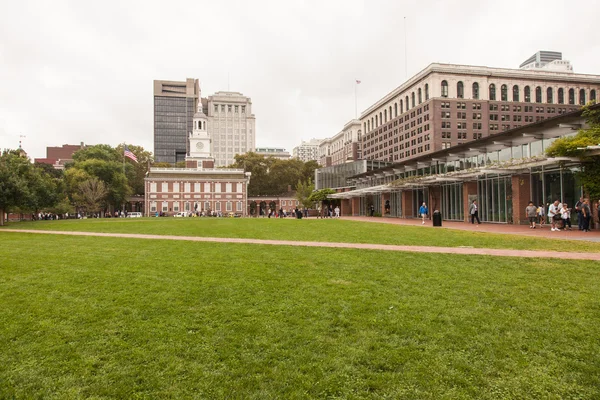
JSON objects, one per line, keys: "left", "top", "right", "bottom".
{"left": 0, "top": 208, "right": 4, "bottom": 226}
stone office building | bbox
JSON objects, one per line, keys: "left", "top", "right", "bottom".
{"left": 359, "top": 61, "right": 600, "bottom": 164}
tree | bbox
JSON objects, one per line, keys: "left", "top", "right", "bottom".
{"left": 546, "top": 105, "right": 600, "bottom": 200}
{"left": 0, "top": 150, "right": 31, "bottom": 225}
{"left": 307, "top": 188, "right": 336, "bottom": 203}
{"left": 296, "top": 179, "right": 315, "bottom": 209}
{"left": 78, "top": 178, "right": 108, "bottom": 215}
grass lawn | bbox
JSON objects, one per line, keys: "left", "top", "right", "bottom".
{"left": 2, "top": 217, "right": 600, "bottom": 253}
{"left": 1, "top": 232, "right": 599, "bottom": 399}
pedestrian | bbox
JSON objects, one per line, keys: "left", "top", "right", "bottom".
{"left": 317, "top": 205, "right": 322, "bottom": 219}
{"left": 548, "top": 200, "right": 562, "bottom": 231}
{"left": 537, "top": 203, "right": 545, "bottom": 227}
{"left": 370, "top": 204, "right": 375, "bottom": 217}
{"left": 419, "top": 202, "right": 428, "bottom": 225}
{"left": 526, "top": 201, "right": 537, "bottom": 229}
{"left": 334, "top": 205, "right": 340, "bottom": 218}
{"left": 561, "top": 203, "right": 572, "bottom": 230}
{"left": 581, "top": 199, "right": 591, "bottom": 232}
{"left": 469, "top": 199, "right": 481, "bottom": 225}
{"left": 575, "top": 197, "right": 584, "bottom": 230}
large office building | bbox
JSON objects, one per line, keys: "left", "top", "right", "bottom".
{"left": 519, "top": 51, "right": 573, "bottom": 72}
{"left": 207, "top": 91, "right": 256, "bottom": 167}
{"left": 359, "top": 61, "right": 599, "bottom": 164}
{"left": 153, "top": 78, "right": 200, "bottom": 164}
{"left": 254, "top": 147, "right": 290, "bottom": 160}
{"left": 318, "top": 119, "right": 362, "bottom": 167}
{"left": 292, "top": 139, "right": 322, "bottom": 162}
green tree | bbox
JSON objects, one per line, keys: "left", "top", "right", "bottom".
{"left": 308, "top": 188, "right": 336, "bottom": 217}
{"left": 296, "top": 179, "right": 315, "bottom": 209}
{"left": 229, "top": 152, "right": 276, "bottom": 196}
{"left": 0, "top": 150, "right": 31, "bottom": 225}
{"left": 115, "top": 144, "right": 153, "bottom": 196}
{"left": 78, "top": 178, "right": 108, "bottom": 215}
{"left": 546, "top": 105, "right": 600, "bottom": 200}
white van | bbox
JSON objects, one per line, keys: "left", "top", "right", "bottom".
{"left": 127, "top": 212, "right": 142, "bottom": 218}
{"left": 174, "top": 212, "right": 187, "bottom": 217}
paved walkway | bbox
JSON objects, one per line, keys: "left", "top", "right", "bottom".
{"left": 3, "top": 229, "right": 600, "bottom": 261}
{"left": 342, "top": 216, "right": 600, "bottom": 242}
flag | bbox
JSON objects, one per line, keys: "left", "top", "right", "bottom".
{"left": 356, "top": 80, "right": 361, "bottom": 84}
{"left": 124, "top": 146, "right": 138, "bottom": 163}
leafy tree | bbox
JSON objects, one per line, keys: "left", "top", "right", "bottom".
{"left": 546, "top": 106, "right": 600, "bottom": 200}
{"left": 152, "top": 162, "right": 172, "bottom": 168}
{"left": 301, "top": 160, "right": 320, "bottom": 184}
{"left": 0, "top": 150, "right": 31, "bottom": 225}
{"left": 73, "top": 144, "right": 121, "bottom": 163}
{"left": 115, "top": 144, "right": 153, "bottom": 196}
{"left": 249, "top": 201, "right": 257, "bottom": 216}
{"left": 296, "top": 179, "right": 315, "bottom": 209}
{"left": 229, "top": 152, "right": 276, "bottom": 196}
{"left": 307, "top": 188, "right": 336, "bottom": 203}
{"left": 78, "top": 178, "right": 108, "bottom": 215}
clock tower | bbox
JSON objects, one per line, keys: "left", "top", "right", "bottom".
{"left": 188, "top": 96, "right": 212, "bottom": 160}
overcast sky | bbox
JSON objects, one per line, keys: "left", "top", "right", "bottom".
{"left": 1, "top": 0, "right": 599, "bottom": 160}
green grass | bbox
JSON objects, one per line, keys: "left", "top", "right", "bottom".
{"left": 1, "top": 232, "right": 599, "bottom": 399}
{"left": 2, "top": 217, "right": 599, "bottom": 253}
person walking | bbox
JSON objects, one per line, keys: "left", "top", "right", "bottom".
{"left": 548, "top": 200, "right": 561, "bottom": 231}
{"left": 581, "top": 199, "right": 591, "bottom": 232}
{"left": 537, "top": 203, "right": 545, "bottom": 228}
{"left": 334, "top": 205, "right": 340, "bottom": 218}
{"left": 575, "top": 197, "right": 584, "bottom": 230}
{"left": 469, "top": 199, "right": 481, "bottom": 225}
{"left": 526, "top": 201, "right": 537, "bottom": 229}
{"left": 369, "top": 204, "right": 375, "bottom": 217}
{"left": 419, "top": 202, "right": 428, "bottom": 225}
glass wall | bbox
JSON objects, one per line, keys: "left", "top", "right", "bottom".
{"left": 441, "top": 183, "right": 464, "bottom": 221}
{"left": 389, "top": 192, "right": 402, "bottom": 217}
{"left": 411, "top": 188, "right": 428, "bottom": 217}
{"left": 478, "top": 175, "right": 512, "bottom": 223}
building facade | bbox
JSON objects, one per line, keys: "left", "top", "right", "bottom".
{"left": 254, "top": 147, "right": 290, "bottom": 160}
{"left": 207, "top": 91, "right": 256, "bottom": 167}
{"left": 359, "top": 63, "right": 600, "bottom": 165}
{"left": 34, "top": 142, "right": 86, "bottom": 169}
{"left": 153, "top": 78, "right": 199, "bottom": 164}
{"left": 519, "top": 50, "right": 573, "bottom": 72}
{"left": 328, "top": 106, "right": 599, "bottom": 225}
{"left": 292, "top": 139, "right": 322, "bottom": 162}
{"left": 318, "top": 119, "right": 362, "bottom": 167}
{"left": 144, "top": 168, "right": 250, "bottom": 216}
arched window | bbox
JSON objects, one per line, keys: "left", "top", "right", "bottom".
{"left": 375, "top": 115, "right": 378, "bottom": 126}
{"left": 501, "top": 84, "right": 508, "bottom": 101}
{"left": 472, "top": 82, "right": 479, "bottom": 100}
{"left": 489, "top": 84, "right": 496, "bottom": 101}
{"left": 425, "top": 84, "right": 429, "bottom": 100}
{"left": 524, "top": 86, "right": 531, "bottom": 102}
{"left": 394, "top": 103, "right": 398, "bottom": 117}
{"left": 591, "top": 89, "right": 597, "bottom": 103}
{"left": 535, "top": 86, "right": 542, "bottom": 103}
{"left": 558, "top": 88, "right": 564, "bottom": 104}
{"left": 400, "top": 99, "right": 403, "bottom": 114}
{"left": 441, "top": 80, "right": 448, "bottom": 98}
{"left": 457, "top": 81, "right": 464, "bottom": 99}
{"left": 406, "top": 96, "right": 409, "bottom": 109}
{"left": 366, "top": 121, "right": 369, "bottom": 132}
{"left": 547, "top": 87, "right": 553, "bottom": 104}
{"left": 384, "top": 109, "right": 387, "bottom": 123}
{"left": 411, "top": 92, "right": 415, "bottom": 108}
{"left": 568, "top": 88, "right": 575, "bottom": 104}
{"left": 418, "top": 88, "right": 422, "bottom": 104}
{"left": 579, "top": 89, "right": 586, "bottom": 105}
{"left": 513, "top": 85, "right": 519, "bottom": 102}
{"left": 379, "top": 112, "right": 383, "bottom": 125}
{"left": 389, "top": 106, "right": 392, "bottom": 120}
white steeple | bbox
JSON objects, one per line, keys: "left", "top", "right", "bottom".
{"left": 189, "top": 88, "right": 212, "bottom": 160}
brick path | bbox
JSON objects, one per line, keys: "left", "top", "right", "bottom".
{"left": 3, "top": 229, "right": 600, "bottom": 261}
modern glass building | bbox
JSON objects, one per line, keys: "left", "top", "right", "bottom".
{"left": 329, "top": 105, "right": 597, "bottom": 224}
{"left": 153, "top": 79, "right": 198, "bottom": 164}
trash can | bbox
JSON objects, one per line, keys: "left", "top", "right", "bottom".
{"left": 433, "top": 210, "right": 442, "bottom": 227}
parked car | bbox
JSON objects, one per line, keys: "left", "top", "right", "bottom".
{"left": 127, "top": 212, "right": 142, "bottom": 218}
{"left": 174, "top": 212, "right": 187, "bottom": 217}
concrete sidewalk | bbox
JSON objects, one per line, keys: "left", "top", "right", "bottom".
{"left": 342, "top": 216, "right": 600, "bottom": 242}
{"left": 2, "top": 229, "right": 600, "bottom": 261}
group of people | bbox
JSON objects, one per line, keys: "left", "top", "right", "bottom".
{"left": 527, "top": 197, "right": 596, "bottom": 232}
{"left": 317, "top": 204, "right": 340, "bottom": 219}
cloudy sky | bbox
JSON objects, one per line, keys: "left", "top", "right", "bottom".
{"left": 1, "top": 0, "right": 599, "bottom": 160}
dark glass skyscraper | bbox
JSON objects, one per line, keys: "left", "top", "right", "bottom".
{"left": 153, "top": 79, "right": 198, "bottom": 164}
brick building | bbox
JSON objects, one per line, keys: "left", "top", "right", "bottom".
{"left": 34, "top": 142, "right": 86, "bottom": 169}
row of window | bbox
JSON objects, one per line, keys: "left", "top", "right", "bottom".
{"left": 149, "top": 201, "right": 244, "bottom": 213}
{"left": 149, "top": 182, "right": 244, "bottom": 193}
{"left": 213, "top": 105, "right": 246, "bottom": 113}
{"left": 441, "top": 80, "right": 597, "bottom": 104}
